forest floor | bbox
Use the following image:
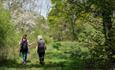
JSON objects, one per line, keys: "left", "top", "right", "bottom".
{"left": 0, "top": 42, "right": 108, "bottom": 70}
{"left": 0, "top": 42, "right": 71, "bottom": 70}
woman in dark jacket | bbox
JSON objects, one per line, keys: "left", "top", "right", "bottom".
{"left": 19, "top": 34, "right": 29, "bottom": 64}
{"left": 37, "top": 35, "right": 46, "bottom": 65}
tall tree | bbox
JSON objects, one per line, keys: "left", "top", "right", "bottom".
{"left": 87, "top": 0, "right": 115, "bottom": 40}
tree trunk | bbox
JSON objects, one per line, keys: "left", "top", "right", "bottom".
{"left": 102, "top": 8, "right": 112, "bottom": 40}
{"left": 70, "top": 14, "right": 77, "bottom": 41}
{"left": 102, "top": 5, "right": 115, "bottom": 62}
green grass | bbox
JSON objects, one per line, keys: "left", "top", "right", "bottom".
{"left": 0, "top": 42, "right": 106, "bottom": 70}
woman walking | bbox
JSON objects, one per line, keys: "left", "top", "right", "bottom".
{"left": 19, "top": 34, "right": 29, "bottom": 64}
{"left": 37, "top": 35, "right": 46, "bottom": 65}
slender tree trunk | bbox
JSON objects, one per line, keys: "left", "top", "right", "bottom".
{"left": 102, "top": 5, "right": 114, "bottom": 62}
{"left": 70, "top": 14, "right": 77, "bottom": 41}
{"left": 102, "top": 8, "right": 112, "bottom": 40}
{"left": 71, "top": 20, "right": 76, "bottom": 40}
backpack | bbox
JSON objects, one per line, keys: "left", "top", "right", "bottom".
{"left": 38, "top": 39, "right": 45, "bottom": 52}
{"left": 38, "top": 39, "right": 45, "bottom": 48}
{"left": 21, "top": 38, "right": 28, "bottom": 50}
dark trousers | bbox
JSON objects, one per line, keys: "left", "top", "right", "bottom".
{"left": 21, "top": 52, "right": 27, "bottom": 62}
{"left": 20, "top": 49, "right": 28, "bottom": 62}
{"left": 38, "top": 51, "right": 45, "bottom": 63}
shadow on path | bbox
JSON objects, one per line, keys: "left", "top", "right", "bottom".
{"left": 0, "top": 59, "right": 64, "bottom": 69}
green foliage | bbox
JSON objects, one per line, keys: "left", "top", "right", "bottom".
{"left": 48, "top": 0, "right": 75, "bottom": 41}
{"left": 0, "top": 6, "right": 12, "bottom": 47}
{"left": 52, "top": 42, "right": 61, "bottom": 50}
{"left": 0, "top": 0, "right": 114, "bottom": 69}
{"left": 0, "top": 6, "right": 16, "bottom": 60}
{"left": 48, "top": 0, "right": 115, "bottom": 69}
